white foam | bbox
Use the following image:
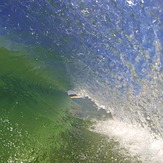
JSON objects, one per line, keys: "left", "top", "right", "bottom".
{"left": 93, "top": 119, "right": 163, "bottom": 163}
{"left": 126, "top": 0, "right": 136, "bottom": 6}
{"left": 77, "top": 89, "right": 107, "bottom": 110}
{"left": 77, "top": 89, "right": 163, "bottom": 162}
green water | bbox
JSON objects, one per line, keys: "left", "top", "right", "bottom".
{"left": 0, "top": 42, "right": 72, "bottom": 162}
{"left": 0, "top": 38, "right": 138, "bottom": 163}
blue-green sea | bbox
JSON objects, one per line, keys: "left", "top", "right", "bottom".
{"left": 0, "top": 39, "right": 137, "bottom": 163}
{"left": 0, "top": 0, "right": 163, "bottom": 162}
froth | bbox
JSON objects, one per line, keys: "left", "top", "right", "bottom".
{"left": 92, "top": 119, "right": 163, "bottom": 163}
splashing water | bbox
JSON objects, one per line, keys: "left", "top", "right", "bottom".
{"left": 93, "top": 119, "right": 163, "bottom": 163}
{"left": 0, "top": 0, "right": 163, "bottom": 162}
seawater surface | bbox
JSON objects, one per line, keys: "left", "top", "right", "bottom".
{"left": 0, "top": 0, "right": 163, "bottom": 162}
{"left": 0, "top": 39, "right": 137, "bottom": 163}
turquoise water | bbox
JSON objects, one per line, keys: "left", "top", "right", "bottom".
{"left": 0, "top": 43, "right": 69, "bottom": 162}
{"left": 0, "top": 0, "right": 163, "bottom": 162}
{"left": 0, "top": 40, "right": 139, "bottom": 163}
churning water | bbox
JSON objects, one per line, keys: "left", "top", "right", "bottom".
{"left": 0, "top": 0, "right": 163, "bottom": 162}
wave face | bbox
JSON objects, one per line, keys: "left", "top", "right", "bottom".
{"left": 0, "top": 0, "right": 163, "bottom": 162}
